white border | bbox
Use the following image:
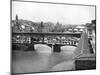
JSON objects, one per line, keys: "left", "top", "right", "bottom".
{"left": 0, "top": 0, "right": 99, "bottom": 75}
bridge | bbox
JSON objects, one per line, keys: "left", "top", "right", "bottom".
{"left": 12, "top": 32, "right": 82, "bottom": 51}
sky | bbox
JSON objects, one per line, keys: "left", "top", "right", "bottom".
{"left": 12, "top": 1, "right": 95, "bottom": 25}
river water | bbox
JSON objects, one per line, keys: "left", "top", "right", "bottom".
{"left": 12, "top": 50, "right": 75, "bottom": 74}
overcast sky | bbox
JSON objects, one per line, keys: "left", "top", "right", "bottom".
{"left": 12, "top": 1, "right": 95, "bottom": 25}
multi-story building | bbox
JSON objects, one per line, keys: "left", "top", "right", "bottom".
{"left": 86, "top": 20, "right": 96, "bottom": 54}
{"left": 12, "top": 15, "right": 38, "bottom": 33}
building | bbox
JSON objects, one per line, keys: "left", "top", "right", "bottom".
{"left": 86, "top": 20, "right": 96, "bottom": 54}
{"left": 12, "top": 15, "right": 38, "bottom": 33}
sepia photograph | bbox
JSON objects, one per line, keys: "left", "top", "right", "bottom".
{"left": 11, "top": 0, "right": 96, "bottom": 74}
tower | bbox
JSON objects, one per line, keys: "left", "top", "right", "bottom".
{"left": 15, "top": 14, "right": 18, "bottom": 21}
